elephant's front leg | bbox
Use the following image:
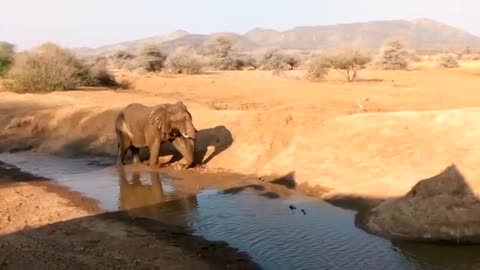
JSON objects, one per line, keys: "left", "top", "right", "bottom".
{"left": 171, "top": 137, "right": 195, "bottom": 169}
{"left": 148, "top": 140, "right": 162, "bottom": 168}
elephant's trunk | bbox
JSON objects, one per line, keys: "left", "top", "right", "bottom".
{"left": 183, "top": 121, "right": 197, "bottom": 140}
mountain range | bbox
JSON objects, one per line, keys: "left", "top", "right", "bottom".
{"left": 74, "top": 18, "right": 480, "bottom": 55}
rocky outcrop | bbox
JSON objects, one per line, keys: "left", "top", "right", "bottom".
{"left": 357, "top": 165, "right": 480, "bottom": 243}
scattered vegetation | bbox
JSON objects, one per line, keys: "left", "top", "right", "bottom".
{"left": 375, "top": 40, "right": 412, "bottom": 70}
{"left": 236, "top": 53, "right": 258, "bottom": 70}
{"left": 135, "top": 43, "right": 166, "bottom": 72}
{"left": 259, "top": 49, "right": 300, "bottom": 70}
{"left": 4, "top": 43, "right": 117, "bottom": 93}
{"left": 304, "top": 55, "right": 330, "bottom": 80}
{"left": 323, "top": 50, "right": 372, "bottom": 81}
{"left": 0, "top": 42, "right": 15, "bottom": 76}
{"left": 436, "top": 53, "right": 460, "bottom": 68}
{"left": 164, "top": 47, "right": 205, "bottom": 74}
{"left": 108, "top": 50, "right": 135, "bottom": 70}
{"left": 82, "top": 56, "right": 118, "bottom": 87}
{"left": 202, "top": 36, "right": 244, "bottom": 70}
{"left": 5, "top": 43, "right": 86, "bottom": 92}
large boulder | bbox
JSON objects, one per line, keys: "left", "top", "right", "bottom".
{"left": 356, "top": 164, "right": 480, "bottom": 243}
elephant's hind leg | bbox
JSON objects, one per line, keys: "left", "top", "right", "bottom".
{"left": 117, "top": 133, "right": 132, "bottom": 165}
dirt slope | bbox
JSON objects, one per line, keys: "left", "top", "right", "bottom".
{"left": 2, "top": 68, "right": 480, "bottom": 202}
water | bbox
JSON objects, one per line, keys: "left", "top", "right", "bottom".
{"left": 2, "top": 152, "right": 480, "bottom": 270}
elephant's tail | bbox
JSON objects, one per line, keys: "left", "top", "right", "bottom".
{"left": 115, "top": 112, "right": 134, "bottom": 139}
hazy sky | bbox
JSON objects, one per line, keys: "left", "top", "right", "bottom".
{"left": 1, "top": 0, "right": 476, "bottom": 50}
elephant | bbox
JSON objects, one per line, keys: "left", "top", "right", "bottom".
{"left": 115, "top": 101, "right": 197, "bottom": 168}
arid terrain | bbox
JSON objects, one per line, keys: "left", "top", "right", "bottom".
{"left": 3, "top": 60, "right": 480, "bottom": 267}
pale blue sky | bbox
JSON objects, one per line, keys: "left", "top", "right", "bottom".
{"left": 1, "top": 0, "right": 476, "bottom": 50}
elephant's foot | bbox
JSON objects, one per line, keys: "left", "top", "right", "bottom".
{"left": 144, "top": 160, "right": 162, "bottom": 168}
{"left": 158, "top": 155, "right": 173, "bottom": 165}
{"left": 171, "top": 162, "right": 193, "bottom": 170}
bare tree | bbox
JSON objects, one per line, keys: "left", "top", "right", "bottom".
{"left": 323, "top": 50, "right": 372, "bottom": 81}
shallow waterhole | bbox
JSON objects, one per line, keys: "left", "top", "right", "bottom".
{"left": 1, "top": 152, "right": 480, "bottom": 270}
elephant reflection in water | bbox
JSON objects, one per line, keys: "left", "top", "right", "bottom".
{"left": 117, "top": 167, "right": 198, "bottom": 224}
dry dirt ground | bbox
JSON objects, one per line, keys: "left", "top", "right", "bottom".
{"left": 2, "top": 63, "right": 480, "bottom": 266}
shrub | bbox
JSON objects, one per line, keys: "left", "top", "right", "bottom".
{"left": 461, "top": 54, "right": 480, "bottom": 61}
{"left": 376, "top": 40, "right": 412, "bottom": 70}
{"left": 117, "top": 79, "right": 132, "bottom": 90}
{"left": 109, "top": 49, "right": 135, "bottom": 70}
{"left": 259, "top": 49, "right": 300, "bottom": 70}
{"left": 236, "top": 54, "right": 258, "bottom": 70}
{"left": 164, "top": 47, "right": 205, "bottom": 74}
{"left": 202, "top": 36, "right": 244, "bottom": 70}
{"left": 5, "top": 43, "right": 86, "bottom": 92}
{"left": 323, "top": 50, "right": 372, "bottom": 81}
{"left": 81, "top": 56, "right": 118, "bottom": 87}
{"left": 0, "top": 42, "right": 15, "bottom": 76}
{"left": 4, "top": 43, "right": 117, "bottom": 93}
{"left": 304, "top": 55, "right": 330, "bottom": 80}
{"left": 135, "top": 43, "right": 166, "bottom": 72}
{"left": 436, "top": 53, "right": 460, "bottom": 68}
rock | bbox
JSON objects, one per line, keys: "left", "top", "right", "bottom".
{"left": 357, "top": 164, "right": 480, "bottom": 243}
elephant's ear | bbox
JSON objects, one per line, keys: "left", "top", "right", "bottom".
{"left": 149, "top": 105, "right": 170, "bottom": 133}
{"left": 175, "top": 100, "right": 187, "bottom": 110}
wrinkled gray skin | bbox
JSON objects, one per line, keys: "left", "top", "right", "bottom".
{"left": 115, "top": 101, "right": 197, "bottom": 168}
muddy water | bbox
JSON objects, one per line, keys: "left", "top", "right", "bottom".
{"left": 2, "top": 152, "right": 480, "bottom": 270}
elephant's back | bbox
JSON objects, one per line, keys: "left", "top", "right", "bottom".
{"left": 122, "top": 103, "right": 151, "bottom": 114}
{"left": 121, "top": 103, "right": 151, "bottom": 124}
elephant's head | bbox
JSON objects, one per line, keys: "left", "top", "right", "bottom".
{"left": 149, "top": 101, "right": 197, "bottom": 141}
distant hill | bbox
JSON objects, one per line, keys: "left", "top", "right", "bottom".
{"left": 74, "top": 18, "right": 480, "bottom": 55}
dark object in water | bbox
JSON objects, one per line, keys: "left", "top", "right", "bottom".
{"left": 289, "top": 205, "right": 297, "bottom": 210}
{"left": 301, "top": 209, "right": 306, "bottom": 215}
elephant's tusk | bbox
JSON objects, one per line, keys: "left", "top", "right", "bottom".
{"left": 181, "top": 133, "right": 190, "bottom": 138}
